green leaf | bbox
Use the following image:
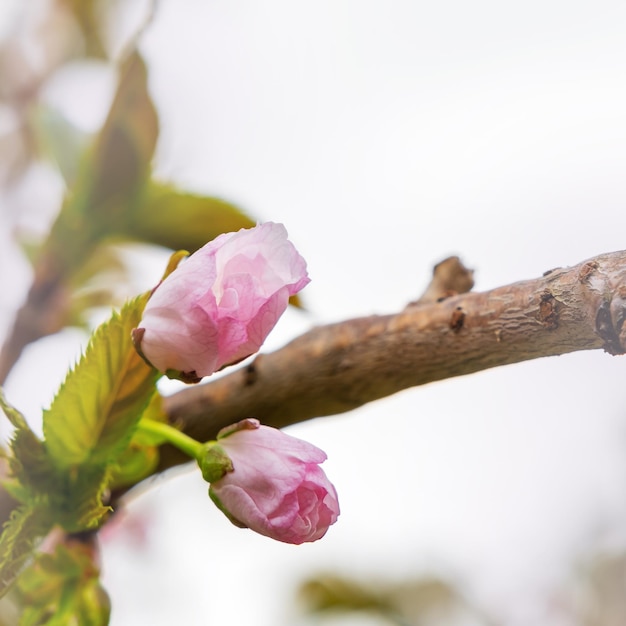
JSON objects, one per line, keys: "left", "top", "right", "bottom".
{"left": 109, "top": 392, "right": 166, "bottom": 489}
{"left": 1, "top": 399, "right": 112, "bottom": 536}
{"left": 123, "top": 182, "right": 256, "bottom": 252}
{"left": 8, "top": 427, "right": 54, "bottom": 503}
{"left": 86, "top": 52, "right": 158, "bottom": 228}
{"left": 17, "top": 541, "right": 110, "bottom": 626}
{"left": 8, "top": 441, "right": 111, "bottom": 533}
{"left": 0, "top": 389, "right": 30, "bottom": 432}
{"left": 72, "top": 579, "right": 111, "bottom": 626}
{"left": 50, "top": 465, "right": 113, "bottom": 533}
{"left": 109, "top": 442, "right": 159, "bottom": 490}
{"left": 1, "top": 389, "right": 53, "bottom": 505}
{"left": 0, "top": 504, "right": 50, "bottom": 599}
{"left": 43, "top": 294, "right": 159, "bottom": 469}
{"left": 38, "top": 52, "right": 158, "bottom": 275}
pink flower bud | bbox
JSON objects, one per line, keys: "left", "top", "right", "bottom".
{"left": 209, "top": 419, "right": 339, "bottom": 544}
{"left": 135, "top": 223, "right": 309, "bottom": 381}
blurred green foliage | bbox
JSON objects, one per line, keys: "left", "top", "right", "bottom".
{"left": 17, "top": 541, "right": 110, "bottom": 626}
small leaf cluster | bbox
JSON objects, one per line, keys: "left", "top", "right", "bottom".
{"left": 0, "top": 294, "right": 162, "bottom": 619}
{"left": 17, "top": 541, "right": 110, "bottom": 626}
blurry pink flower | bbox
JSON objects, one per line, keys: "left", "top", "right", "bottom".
{"left": 208, "top": 419, "right": 340, "bottom": 545}
{"left": 134, "top": 222, "right": 309, "bottom": 381}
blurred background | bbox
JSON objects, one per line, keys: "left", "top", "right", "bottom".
{"left": 1, "top": 1, "right": 626, "bottom": 624}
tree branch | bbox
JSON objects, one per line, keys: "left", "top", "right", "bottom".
{"left": 157, "top": 250, "right": 626, "bottom": 471}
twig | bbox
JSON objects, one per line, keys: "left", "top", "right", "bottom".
{"left": 156, "top": 250, "right": 626, "bottom": 471}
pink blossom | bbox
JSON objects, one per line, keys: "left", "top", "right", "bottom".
{"left": 134, "top": 223, "right": 309, "bottom": 381}
{"left": 209, "top": 419, "right": 339, "bottom": 544}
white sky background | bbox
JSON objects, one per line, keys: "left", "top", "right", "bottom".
{"left": 1, "top": 1, "right": 626, "bottom": 624}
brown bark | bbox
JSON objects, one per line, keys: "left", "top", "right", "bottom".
{"left": 158, "top": 250, "right": 626, "bottom": 471}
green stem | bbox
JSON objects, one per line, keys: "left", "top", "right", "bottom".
{"left": 136, "top": 419, "right": 204, "bottom": 460}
